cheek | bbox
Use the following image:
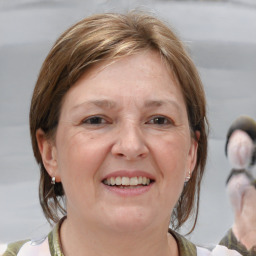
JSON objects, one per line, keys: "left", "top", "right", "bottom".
{"left": 55, "top": 130, "right": 109, "bottom": 181}
{"left": 55, "top": 131, "right": 110, "bottom": 210}
{"left": 155, "top": 135, "right": 189, "bottom": 171}
{"left": 152, "top": 135, "right": 190, "bottom": 193}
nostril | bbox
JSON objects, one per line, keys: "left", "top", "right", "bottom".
{"left": 139, "top": 152, "right": 147, "bottom": 158}
{"left": 116, "top": 153, "right": 125, "bottom": 158}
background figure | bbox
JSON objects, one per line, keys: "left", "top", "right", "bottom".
{"left": 220, "top": 116, "right": 256, "bottom": 255}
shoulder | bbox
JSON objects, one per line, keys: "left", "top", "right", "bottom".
{"left": 2, "top": 217, "right": 65, "bottom": 256}
{"left": 169, "top": 229, "right": 243, "bottom": 256}
{"left": 2, "top": 237, "right": 51, "bottom": 256}
{"left": 219, "top": 228, "right": 256, "bottom": 256}
{"left": 219, "top": 228, "right": 235, "bottom": 247}
{"left": 170, "top": 229, "right": 211, "bottom": 256}
{"left": 2, "top": 240, "right": 29, "bottom": 256}
{"left": 211, "top": 245, "right": 243, "bottom": 256}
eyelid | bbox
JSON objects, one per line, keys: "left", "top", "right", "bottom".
{"left": 82, "top": 115, "right": 110, "bottom": 125}
{"left": 146, "top": 115, "right": 174, "bottom": 125}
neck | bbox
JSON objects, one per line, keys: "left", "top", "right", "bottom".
{"left": 60, "top": 217, "right": 178, "bottom": 256}
{"left": 233, "top": 225, "right": 256, "bottom": 250}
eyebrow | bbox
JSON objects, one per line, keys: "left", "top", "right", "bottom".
{"left": 72, "top": 99, "right": 117, "bottom": 111}
{"left": 144, "top": 99, "right": 181, "bottom": 112}
{"left": 72, "top": 99, "right": 181, "bottom": 112}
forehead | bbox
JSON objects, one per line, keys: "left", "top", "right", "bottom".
{"left": 83, "top": 50, "right": 174, "bottom": 81}
{"left": 61, "top": 50, "right": 185, "bottom": 111}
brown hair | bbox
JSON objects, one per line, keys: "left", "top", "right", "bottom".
{"left": 30, "top": 11, "right": 208, "bottom": 231}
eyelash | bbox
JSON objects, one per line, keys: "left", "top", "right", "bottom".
{"left": 81, "top": 115, "right": 173, "bottom": 126}
{"left": 82, "top": 116, "right": 109, "bottom": 125}
{"left": 146, "top": 116, "right": 173, "bottom": 126}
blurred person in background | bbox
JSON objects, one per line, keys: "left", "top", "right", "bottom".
{"left": 220, "top": 116, "right": 256, "bottom": 256}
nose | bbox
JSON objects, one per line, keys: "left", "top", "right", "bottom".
{"left": 111, "top": 122, "right": 149, "bottom": 160}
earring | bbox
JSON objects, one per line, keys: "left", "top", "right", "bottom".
{"left": 51, "top": 176, "right": 56, "bottom": 185}
{"left": 185, "top": 170, "right": 191, "bottom": 183}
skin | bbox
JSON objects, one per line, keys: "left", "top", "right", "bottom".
{"left": 232, "top": 186, "right": 256, "bottom": 250}
{"left": 227, "top": 130, "right": 256, "bottom": 250}
{"left": 37, "top": 50, "right": 198, "bottom": 256}
{"left": 227, "top": 130, "right": 254, "bottom": 169}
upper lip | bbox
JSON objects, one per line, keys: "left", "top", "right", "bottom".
{"left": 102, "top": 170, "right": 155, "bottom": 181}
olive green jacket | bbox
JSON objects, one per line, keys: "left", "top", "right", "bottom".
{"left": 3, "top": 225, "right": 203, "bottom": 256}
{"left": 2, "top": 219, "right": 238, "bottom": 256}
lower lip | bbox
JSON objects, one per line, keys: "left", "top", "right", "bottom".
{"left": 103, "top": 182, "right": 154, "bottom": 196}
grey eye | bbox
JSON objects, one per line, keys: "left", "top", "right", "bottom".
{"left": 83, "top": 116, "right": 107, "bottom": 125}
{"left": 147, "top": 116, "right": 172, "bottom": 125}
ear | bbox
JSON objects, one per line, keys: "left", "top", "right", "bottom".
{"left": 187, "top": 131, "right": 200, "bottom": 175}
{"left": 36, "top": 129, "right": 61, "bottom": 182}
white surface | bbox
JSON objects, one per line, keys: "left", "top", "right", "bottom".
{"left": 0, "top": 0, "right": 256, "bottom": 247}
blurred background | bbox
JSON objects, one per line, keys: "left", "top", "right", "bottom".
{"left": 0, "top": 0, "right": 256, "bottom": 248}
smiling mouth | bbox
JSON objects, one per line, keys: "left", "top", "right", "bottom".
{"left": 102, "top": 176, "right": 154, "bottom": 188}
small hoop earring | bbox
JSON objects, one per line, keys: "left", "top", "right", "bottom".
{"left": 185, "top": 170, "right": 191, "bottom": 183}
{"left": 51, "top": 177, "right": 56, "bottom": 185}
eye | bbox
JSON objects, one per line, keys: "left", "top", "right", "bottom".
{"left": 147, "top": 116, "right": 173, "bottom": 125}
{"left": 82, "top": 116, "right": 108, "bottom": 125}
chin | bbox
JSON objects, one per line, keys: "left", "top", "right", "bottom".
{"left": 104, "top": 206, "right": 157, "bottom": 233}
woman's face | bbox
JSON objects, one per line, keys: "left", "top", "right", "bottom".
{"left": 42, "top": 50, "right": 198, "bottom": 232}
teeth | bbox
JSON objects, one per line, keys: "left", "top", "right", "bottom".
{"left": 122, "top": 177, "right": 130, "bottom": 186}
{"left": 110, "top": 177, "right": 115, "bottom": 186}
{"left": 103, "top": 176, "right": 151, "bottom": 186}
{"left": 116, "top": 177, "right": 122, "bottom": 186}
{"left": 130, "top": 177, "right": 138, "bottom": 186}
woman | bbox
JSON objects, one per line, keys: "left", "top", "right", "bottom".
{"left": 3, "top": 12, "right": 241, "bottom": 256}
